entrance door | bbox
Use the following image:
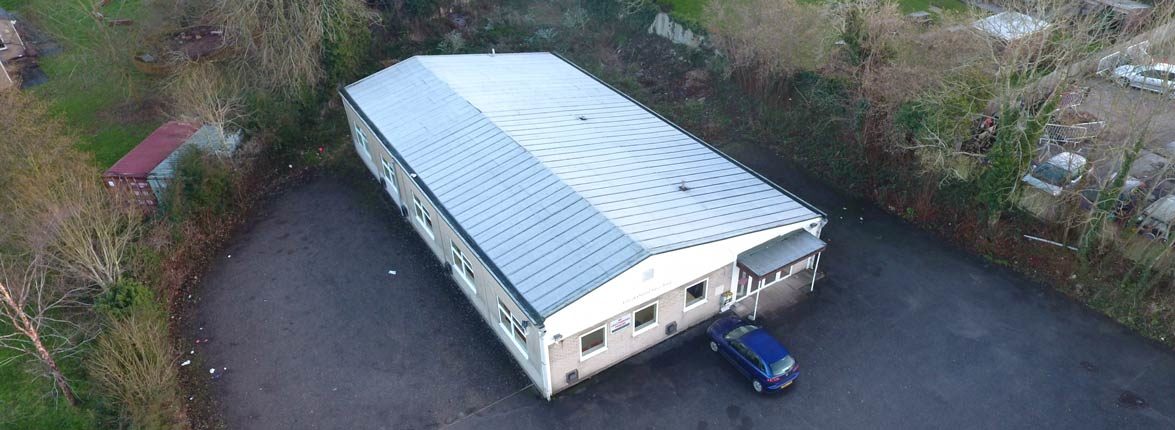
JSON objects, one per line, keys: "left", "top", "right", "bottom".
{"left": 736, "top": 268, "right": 752, "bottom": 299}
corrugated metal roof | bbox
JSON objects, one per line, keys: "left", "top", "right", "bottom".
{"left": 737, "top": 229, "right": 826, "bottom": 276}
{"left": 105, "top": 121, "right": 200, "bottom": 178}
{"left": 343, "top": 52, "right": 821, "bottom": 320}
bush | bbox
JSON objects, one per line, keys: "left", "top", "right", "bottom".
{"left": 88, "top": 309, "right": 182, "bottom": 430}
{"left": 162, "top": 149, "right": 237, "bottom": 222}
{"left": 95, "top": 279, "right": 158, "bottom": 319}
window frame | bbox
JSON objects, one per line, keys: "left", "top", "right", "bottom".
{"left": 497, "top": 299, "right": 528, "bottom": 358}
{"left": 354, "top": 125, "right": 371, "bottom": 161}
{"left": 381, "top": 158, "right": 398, "bottom": 195}
{"left": 450, "top": 242, "right": 476, "bottom": 293}
{"left": 684, "top": 280, "right": 707, "bottom": 311}
{"left": 412, "top": 196, "right": 435, "bottom": 239}
{"left": 632, "top": 302, "right": 658, "bottom": 336}
{"left": 579, "top": 326, "right": 608, "bottom": 361}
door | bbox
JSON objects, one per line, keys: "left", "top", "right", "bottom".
{"left": 736, "top": 268, "right": 752, "bottom": 299}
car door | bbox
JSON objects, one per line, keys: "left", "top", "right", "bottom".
{"left": 730, "top": 341, "right": 764, "bottom": 380}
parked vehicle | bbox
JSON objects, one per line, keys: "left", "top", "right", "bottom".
{"left": 1023, "top": 152, "right": 1088, "bottom": 197}
{"left": 1113, "top": 63, "right": 1175, "bottom": 96}
{"left": 1138, "top": 195, "right": 1175, "bottom": 242}
{"left": 1079, "top": 177, "right": 1145, "bottom": 219}
{"left": 706, "top": 316, "right": 800, "bottom": 393}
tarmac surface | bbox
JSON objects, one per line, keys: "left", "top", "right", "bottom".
{"left": 197, "top": 150, "right": 1175, "bottom": 429}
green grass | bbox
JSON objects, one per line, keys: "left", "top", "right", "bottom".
{"left": 657, "top": 0, "right": 706, "bottom": 25}
{"left": 3, "top": 0, "right": 160, "bottom": 168}
{"left": 0, "top": 347, "right": 99, "bottom": 430}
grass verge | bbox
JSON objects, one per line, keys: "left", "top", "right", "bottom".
{"left": 6, "top": 0, "right": 160, "bottom": 168}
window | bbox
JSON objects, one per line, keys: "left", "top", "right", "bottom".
{"left": 354, "top": 125, "right": 370, "bottom": 160}
{"left": 632, "top": 303, "right": 657, "bottom": 335}
{"left": 580, "top": 326, "right": 606, "bottom": 360}
{"left": 684, "top": 281, "right": 707, "bottom": 310}
{"left": 413, "top": 196, "right": 434, "bottom": 238}
{"left": 450, "top": 242, "right": 475, "bottom": 292}
{"left": 381, "top": 158, "right": 398, "bottom": 194}
{"left": 497, "top": 299, "right": 527, "bottom": 357}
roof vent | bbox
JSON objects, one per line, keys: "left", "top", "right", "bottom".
{"left": 577, "top": 115, "right": 588, "bottom": 121}
{"left": 678, "top": 180, "right": 690, "bottom": 192}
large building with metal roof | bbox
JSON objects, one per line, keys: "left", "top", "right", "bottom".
{"left": 342, "top": 52, "right": 827, "bottom": 398}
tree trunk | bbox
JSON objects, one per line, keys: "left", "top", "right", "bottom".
{"left": 31, "top": 329, "right": 78, "bottom": 406}
{"left": 0, "top": 282, "right": 78, "bottom": 406}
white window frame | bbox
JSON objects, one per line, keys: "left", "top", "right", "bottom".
{"left": 684, "top": 280, "right": 708, "bottom": 312}
{"left": 354, "top": 125, "right": 371, "bottom": 161}
{"left": 632, "top": 302, "right": 658, "bottom": 336}
{"left": 579, "top": 326, "right": 607, "bottom": 361}
{"left": 381, "top": 158, "right": 398, "bottom": 195}
{"left": 497, "top": 299, "right": 528, "bottom": 358}
{"left": 450, "top": 242, "right": 476, "bottom": 293}
{"left": 412, "top": 196, "right": 435, "bottom": 239}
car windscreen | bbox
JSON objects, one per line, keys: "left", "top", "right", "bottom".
{"left": 724, "top": 325, "right": 758, "bottom": 341}
{"left": 1032, "top": 163, "right": 1073, "bottom": 186}
{"left": 769, "top": 355, "right": 796, "bottom": 376}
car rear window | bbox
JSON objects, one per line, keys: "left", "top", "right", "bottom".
{"left": 1032, "top": 163, "right": 1073, "bottom": 186}
{"left": 770, "top": 355, "right": 796, "bottom": 376}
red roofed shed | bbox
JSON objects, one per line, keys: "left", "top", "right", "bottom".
{"left": 103, "top": 121, "right": 200, "bottom": 208}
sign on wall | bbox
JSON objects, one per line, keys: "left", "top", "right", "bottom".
{"left": 610, "top": 314, "right": 631, "bottom": 333}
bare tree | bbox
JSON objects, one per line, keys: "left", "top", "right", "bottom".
{"left": 166, "top": 62, "right": 246, "bottom": 152}
{"left": 704, "top": 0, "right": 836, "bottom": 90}
{"left": 0, "top": 257, "right": 92, "bottom": 406}
{"left": 213, "top": 0, "right": 378, "bottom": 94}
{"left": 0, "top": 91, "right": 140, "bottom": 290}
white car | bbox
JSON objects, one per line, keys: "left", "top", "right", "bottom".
{"left": 1023, "top": 152, "right": 1088, "bottom": 197}
{"left": 1113, "top": 63, "right": 1175, "bottom": 95}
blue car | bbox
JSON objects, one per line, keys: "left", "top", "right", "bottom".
{"left": 707, "top": 316, "right": 800, "bottom": 393}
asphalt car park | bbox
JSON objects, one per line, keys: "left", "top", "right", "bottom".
{"left": 197, "top": 152, "right": 1175, "bottom": 429}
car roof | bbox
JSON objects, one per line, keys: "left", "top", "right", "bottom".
{"left": 740, "top": 329, "right": 790, "bottom": 362}
{"left": 1046, "top": 152, "right": 1087, "bottom": 170}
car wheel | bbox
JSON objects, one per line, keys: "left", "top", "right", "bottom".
{"left": 752, "top": 380, "right": 763, "bottom": 393}
{"left": 1117, "top": 77, "right": 1130, "bottom": 87}
{"left": 709, "top": 341, "right": 718, "bottom": 352}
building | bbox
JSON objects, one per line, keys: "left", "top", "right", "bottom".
{"left": 103, "top": 121, "right": 240, "bottom": 209}
{"left": 342, "top": 52, "right": 827, "bottom": 398}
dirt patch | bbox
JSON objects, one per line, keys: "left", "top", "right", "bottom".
{"left": 97, "top": 96, "right": 167, "bottom": 126}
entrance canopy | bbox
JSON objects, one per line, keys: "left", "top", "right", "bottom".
{"left": 737, "top": 229, "right": 826, "bottom": 277}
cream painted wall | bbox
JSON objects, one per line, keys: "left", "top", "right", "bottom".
{"left": 344, "top": 100, "right": 549, "bottom": 392}
{"left": 542, "top": 219, "right": 822, "bottom": 341}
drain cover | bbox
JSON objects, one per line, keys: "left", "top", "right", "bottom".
{"left": 1118, "top": 391, "right": 1147, "bottom": 409}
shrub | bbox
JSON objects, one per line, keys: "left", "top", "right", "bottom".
{"left": 437, "top": 30, "right": 466, "bottom": 54}
{"left": 94, "top": 279, "right": 158, "bottom": 319}
{"left": 561, "top": 6, "right": 589, "bottom": 30}
{"left": 162, "top": 149, "right": 237, "bottom": 222}
{"left": 88, "top": 309, "right": 182, "bottom": 430}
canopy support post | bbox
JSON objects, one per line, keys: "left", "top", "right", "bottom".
{"left": 810, "top": 252, "right": 822, "bottom": 292}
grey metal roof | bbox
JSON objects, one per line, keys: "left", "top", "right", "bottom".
{"left": 737, "top": 229, "right": 827, "bottom": 276}
{"left": 343, "top": 52, "right": 821, "bottom": 320}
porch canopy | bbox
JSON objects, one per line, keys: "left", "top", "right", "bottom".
{"left": 737, "top": 229, "right": 826, "bottom": 278}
